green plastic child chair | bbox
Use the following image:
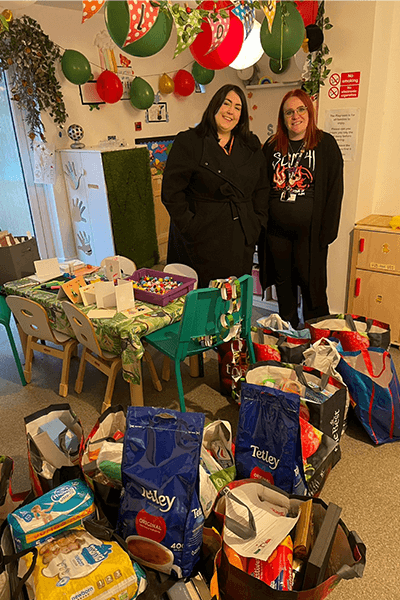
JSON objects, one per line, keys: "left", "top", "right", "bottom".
{"left": 143, "top": 274, "right": 256, "bottom": 412}
{"left": 0, "top": 294, "right": 27, "bottom": 386}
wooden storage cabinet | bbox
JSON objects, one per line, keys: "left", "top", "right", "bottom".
{"left": 346, "top": 214, "right": 400, "bottom": 345}
{"left": 151, "top": 174, "right": 170, "bottom": 263}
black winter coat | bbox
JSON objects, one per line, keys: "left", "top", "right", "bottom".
{"left": 162, "top": 128, "right": 269, "bottom": 288}
{"left": 258, "top": 131, "right": 344, "bottom": 308}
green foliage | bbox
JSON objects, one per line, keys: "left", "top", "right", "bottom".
{"left": 0, "top": 15, "right": 67, "bottom": 145}
{"left": 302, "top": 2, "right": 333, "bottom": 97}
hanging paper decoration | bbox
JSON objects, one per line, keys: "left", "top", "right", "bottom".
{"left": 82, "top": 0, "right": 105, "bottom": 23}
{"left": 232, "top": 1, "right": 255, "bottom": 41}
{"left": 204, "top": 11, "right": 230, "bottom": 55}
{"left": 229, "top": 20, "right": 263, "bottom": 70}
{"left": 159, "top": 72, "right": 174, "bottom": 94}
{"left": 105, "top": 0, "right": 172, "bottom": 58}
{"left": 260, "top": 2, "right": 305, "bottom": 61}
{"left": 94, "top": 30, "right": 118, "bottom": 73}
{"left": 262, "top": 0, "right": 276, "bottom": 34}
{"left": 172, "top": 6, "right": 204, "bottom": 58}
{"left": 123, "top": 0, "right": 159, "bottom": 46}
{"left": 190, "top": 2, "right": 244, "bottom": 70}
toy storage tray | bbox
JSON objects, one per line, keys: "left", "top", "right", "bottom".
{"left": 128, "top": 268, "right": 196, "bottom": 306}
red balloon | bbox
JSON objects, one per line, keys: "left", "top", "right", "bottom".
{"left": 190, "top": 4, "right": 244, "bottom": 70}
{"left": 173, "top": 69, "right": 195, "bottom": 97}
{"left": 294, "top": 0, "right": 318, "bottom": 27}
{"left": 96, "top": 70, "right": 123, "bottom": 104}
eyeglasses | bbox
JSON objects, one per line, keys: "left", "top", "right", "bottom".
{"left": 284, "top": 106, "right": 308, "bottom": 118}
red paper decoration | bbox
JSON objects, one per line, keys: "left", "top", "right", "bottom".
{"left": 189, "top": 1, "right": 244, "bottom": 70}
{"left": 173, "top": 69, "right": 195, "bottom": 97}
{"left": 96, "top": 70, "right": 123, "bottom": 104}
{"left": 294, "top": 0, "right": 318, "bottom": 27}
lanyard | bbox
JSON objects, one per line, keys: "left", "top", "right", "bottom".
{"left": 221, "top": 135, "right": 234, "bottom": 156}
{"left": 285, "top": 142, "right": 305, "bottom": 191}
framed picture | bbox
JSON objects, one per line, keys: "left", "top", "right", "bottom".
{"left": 145, "top": 102, "right": 169, "bottom": 123}
{"left": 79, "top": 81, "right": 105, "bottom": 106}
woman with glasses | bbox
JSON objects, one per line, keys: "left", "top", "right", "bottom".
{"left": 258, "top": 88, "right": 344, "bottom": 328}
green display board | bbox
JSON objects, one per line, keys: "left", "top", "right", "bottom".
{"left": 101, "top": 147, "right": 159, "bottom": 268}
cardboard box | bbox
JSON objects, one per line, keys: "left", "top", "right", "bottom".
{"left": 0, "top": 237, "right": 40, "bottom": 285}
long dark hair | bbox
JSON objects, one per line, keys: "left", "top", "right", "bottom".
{"left": 195, "top": 84, "right": 257, "bottom": 149}
{"left": 269, "top": 88, "right": 323, "bottom": 155}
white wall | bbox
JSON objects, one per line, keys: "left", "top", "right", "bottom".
{"left": 15, "top": 1, "right": 400, "bottom": 312}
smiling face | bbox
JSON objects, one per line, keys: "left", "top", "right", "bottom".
{"left": 283, "top": 96, "right": 309, "bottom": 140}
{"left": 215, "top": 90, "right": 242, "bottom": 138}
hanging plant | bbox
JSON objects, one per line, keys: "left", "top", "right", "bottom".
{"left": 302, "top": 2, "right": 333, "bottom": 97}
{"left": 0, "top": 14, "right": 67, "bottom": 145}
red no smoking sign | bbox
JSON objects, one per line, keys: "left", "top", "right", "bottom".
{"left": 328, "top": 87, "right": 339, "bottom": 99}
{"left": 329, "top": 73, "right": 340, "bottom": 86}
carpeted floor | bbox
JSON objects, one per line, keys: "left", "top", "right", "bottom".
{"left": 1, "top": 306, "right": 400, "bottom": 599}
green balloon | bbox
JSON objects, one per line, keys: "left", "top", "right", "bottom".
{"left": 105, "top": 1, "right": 172, "bottom": 58}
{"left": 191, "top": 62, "right": 215, "bottom": 85}
{"left": 130, "top": 77, "right": 154, "bottom": 110}
{"left": 260, "top": 3, "right": 305, "bottom": 61}
{"left": 269, "top": 58, "right": 290, "bottom": 74}
{"left": 61, "top": 49, "right": 91, "bottom": 85}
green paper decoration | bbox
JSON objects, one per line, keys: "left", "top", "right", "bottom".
{"left": 130, "top": 77, "right": 154, "bottom": 110}
{"left": 260, "top": 2, "right": 305, "bottom": 61}
{"left": 61, "top": 49, "right": 91, "bottom": 85}
{"left": 105, "top": 1, "right": 172, "bottom": 58}
{"left": 191, "top": 62, "right": 215, "bottom": 85}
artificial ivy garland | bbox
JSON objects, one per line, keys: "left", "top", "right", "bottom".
{"left": 0, "top": 14, "right": 67, "bottom": 145}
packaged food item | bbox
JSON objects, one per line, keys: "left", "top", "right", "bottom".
{"left": 247, "top": 535, "right": 293, "bottom": 591}
{"left": 19, "top": 526, "right": 147, "bottom": 600}
{"left": 8, "top": 480, "right": 95, "bottom": 551}
{"left": 117, "top": 407, "right": 205, "bottom": 577}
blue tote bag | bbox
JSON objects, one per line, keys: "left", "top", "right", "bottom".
{"left": 336, "top": 347, "right": 400, "bottom": 445}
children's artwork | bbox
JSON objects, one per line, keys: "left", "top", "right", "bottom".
{"left": 145, "top": 102, "right": 168, "bottom": 123}
{"left": 33, "top": 258, "right": 62, "bottom": 283}
{"left": 78, "top": 81, "right": 105, "bottom": 106}
{"left": 135, "top": 136, "right": 175, "bottom": 175}
{"left": 87, "top": 308, "right": 116, "bottom": 319}
{"left": 80, "top": 283, "right": 97, "bottom": 307}
{"left": 115, "top": 280, "right": 135, "bottom": 313}
{"left": 104, "top": 256, "right": 121, "bottom": 283}
{"left": 60, "top": 276, "right": 87, "bottom": 304}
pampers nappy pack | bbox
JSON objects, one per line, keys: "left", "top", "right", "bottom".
{"left": 8, "top": 479, "right": 95, "bottom": 551}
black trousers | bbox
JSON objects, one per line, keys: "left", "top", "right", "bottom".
{"left": 266, "top": 231, "right": 329, "bottom": 329}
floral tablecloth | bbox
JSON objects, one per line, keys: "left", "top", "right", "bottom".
{"left": 3, "top": 277, "right": 186, "bottom": 385}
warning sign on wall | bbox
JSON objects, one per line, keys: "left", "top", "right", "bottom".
{"left": 328, "top": 71, "right": 360, "bottom": 99}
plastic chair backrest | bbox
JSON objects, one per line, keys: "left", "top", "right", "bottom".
{"left": 174, "top": 274, "right": 253, "bottom": 361}
{"left": 0, "top": 294, "right": 11, "bottom": 326}
{"left": 164, "top": 263, "right": 198, "bottom": 290}
{"left": 100, "top": 255, "right": 136, "bottom": 276}
{"left": 6, "top": 296, "right": 58, "bottom": 343}
{"left": 62, "top": 302, "right": 102, "bottom": 355}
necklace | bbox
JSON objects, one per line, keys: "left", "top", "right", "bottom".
{"left": 220, "top": 135, "right": 234, "bottom": 156}
{"left": 287, "top": 140, "right": 305, "bottom": 187}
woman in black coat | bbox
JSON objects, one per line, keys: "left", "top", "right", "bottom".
{"left": 259, "top": 88, "right": 344, "bottom": 329}
{"left": 162, "top": 84, "right": 269, "bottom": 289}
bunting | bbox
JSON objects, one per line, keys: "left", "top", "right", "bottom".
{"left": 261, "top": 0, "right": 276, "bottom": 34}
{"left": 232, "top": 1, "right": 255, "bottom": 40}
{"left": 82, "top": 0, "right": 105, "bottom": 24}
{"left": 172, "top": 7, "right": 204, "bottom": 58}
{"left": 123, "top": 1, "right": 159, "bottom": 46}
{"left": 205, "top": 11, "right": 230, "bottom": 54}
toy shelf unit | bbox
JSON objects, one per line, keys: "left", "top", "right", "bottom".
{"left": 59, "top": 148, "right": 115, "bottom": 266}
{"left": 346, "top": 214, "right": 400, "bottom": 346}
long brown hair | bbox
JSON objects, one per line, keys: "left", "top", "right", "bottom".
{"left": 269, "top": 89, "right": 322, "bottom": 155}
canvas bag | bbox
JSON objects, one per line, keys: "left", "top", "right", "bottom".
{"left": 256, "top": 314, "right": 311, "bottom": 364}
{"left": 24, "top": 404, "right": 83, "bottom": 497}
{"left": 305, "top": 314, "right": 390, "bottom": 351}
{"left": 80, "top": 405, "right": 126, "bottom": 528}
{"left": 336, "top": 347, "right": 400, "bottom": 445}
{"left": 203, "top": 479, "right": 366, "bottom": 600}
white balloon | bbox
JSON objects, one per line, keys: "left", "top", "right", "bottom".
{"left": 229, "top": 20, "right": 264, "bottom": 71}
{"left": 236, "top": 66, "right": 254, "bottom": 81}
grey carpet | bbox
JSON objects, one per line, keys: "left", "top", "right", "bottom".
{"left": 1, "top": 309, "right": 400, "bottom": 599}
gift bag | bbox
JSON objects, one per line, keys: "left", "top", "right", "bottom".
{"left": 217, "top": 338, "right": 250, "bottom": 400}
{"left": 24, "top": 404, "right": 84, "bottom": 497}
{"left": 305, "top": 314, "right": 390, "bottom": 351}
{"left": 80, "top": 405, "right": 126, "bottom": 527}
{"left": 0, "top": 458, "right": 31, "bottom": 527}
{"left": 251, "top": 328, "right": 281, "bottom": 363}
{"left": 256, "top": 314, "right": 311, "bottom": 364}
{"left": 0, "top": 520, "right": 38, "bottom": 600}
{"left": 336, "top": 347, "right": 400, "bottom": 445}
{"left": 203, "top": 479, "right": 366, "bottom": 600}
